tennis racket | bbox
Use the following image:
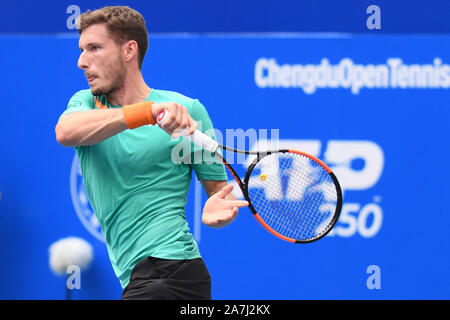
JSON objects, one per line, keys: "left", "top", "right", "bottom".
{"left": 157, "top": 110, "right": 343, "bottom": 243}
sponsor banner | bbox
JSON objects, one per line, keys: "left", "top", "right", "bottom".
{"left": 255, "top": 57, "right": 450, "bottom": 94}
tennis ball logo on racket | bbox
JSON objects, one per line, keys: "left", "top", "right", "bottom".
{"left": 259, "top": 173, "right": 267, "bottom": 181}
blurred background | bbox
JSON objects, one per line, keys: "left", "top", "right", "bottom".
{"left": 0, "top": 0, "right": 449, "bottom": 299}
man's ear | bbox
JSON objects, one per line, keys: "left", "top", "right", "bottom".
{"left": 123, "top": 40, "right": 138, "bottom": 63}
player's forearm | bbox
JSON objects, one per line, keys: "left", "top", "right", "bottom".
{"left": 55, "top": 108, "right": 128, "bottom": 147}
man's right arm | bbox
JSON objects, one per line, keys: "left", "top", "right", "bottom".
{"left": 55, "top": 108, "right": 128, "bottom": 147}
{"left": 55, "top": 102, "right": 198, "bottom": 147}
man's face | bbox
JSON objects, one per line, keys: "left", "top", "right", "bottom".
{"left": 78, "top": 23, "right": 126, "bottom": 96}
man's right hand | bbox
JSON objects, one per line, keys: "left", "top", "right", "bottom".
{"left": 151, "top": 102, "right": 197, "bottom": 137}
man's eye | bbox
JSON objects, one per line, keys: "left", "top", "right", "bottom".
{"left": 92, "top": 46, "right": 100, "bottom": 51}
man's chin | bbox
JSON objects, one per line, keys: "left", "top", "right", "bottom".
{"left": 90, "top": 86, "right": 107, "bottom": 97}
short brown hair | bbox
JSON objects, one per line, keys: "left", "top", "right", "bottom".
{"left": 77, "top": 6, "right": 148, "bottom": 69}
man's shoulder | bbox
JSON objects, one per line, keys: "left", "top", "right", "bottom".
{"left": 71, "top": 89, "right": 94, "bottom": 99}
{"left": 68, "top": 89, "right": 96, "bottom": 104}
{"left": 151, "top": 89, "right": 197, "bottom": 107}
{"left": 65, "top": 89, "right": 97, "bottom": 112}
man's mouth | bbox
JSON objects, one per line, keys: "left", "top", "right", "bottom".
{"left": 86, "top": 75, "right": 97, "bottom": 83}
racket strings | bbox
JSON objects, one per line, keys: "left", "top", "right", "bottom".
{"left": 248, "top": 152, "right": 338, "bottom": 241}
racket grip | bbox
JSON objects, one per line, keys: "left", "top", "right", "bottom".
{"left": 156, "top": 110, "right": 219, "bottom": 153}
{"left": 185, "top": 130, "right": 219, "bottom": 153}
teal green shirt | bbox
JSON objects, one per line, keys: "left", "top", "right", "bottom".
{"left": 61, "top": 89, "right": 227, "bottom": 288}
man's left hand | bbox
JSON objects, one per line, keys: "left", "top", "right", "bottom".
{"left": 202, "top": 184, "right": 249, "bottom": 228}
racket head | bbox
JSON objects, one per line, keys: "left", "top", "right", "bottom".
{"left": 243, "top": 149, "right": 342, "bottom": 243}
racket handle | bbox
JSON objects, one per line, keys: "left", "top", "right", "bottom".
{"left": 156, "top": 109, "right": 219, "bottom": 153}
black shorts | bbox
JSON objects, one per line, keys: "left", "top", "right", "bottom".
{"left": 121, "top": 256, "right": 212, "bottom": 300}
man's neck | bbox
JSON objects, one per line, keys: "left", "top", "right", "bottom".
{"left": 107, "top": 71, "right": 151, "bottom": 106}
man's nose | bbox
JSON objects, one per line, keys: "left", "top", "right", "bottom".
{"left": 77, "top": 51, "right": 88, "bottom": 70}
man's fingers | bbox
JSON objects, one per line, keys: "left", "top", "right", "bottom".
{"left": 229, "top": 200, "right": 249, "bottom": 208}
{"left": 186, "top": 117, "right": 197, "bottom": 135}
{"left": 164, "top": 105, "right": 183, "bottom": 132}
{"left": 215, "top": 184, "right": 234, "bottom": 199}
{"left": 154, "top": 103, "right": 198, "bottom": 137}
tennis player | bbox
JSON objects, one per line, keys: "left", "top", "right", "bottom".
{"left": 55, "top": 6, "right": 248, "bottom": 300}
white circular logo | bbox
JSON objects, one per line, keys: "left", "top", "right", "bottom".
{"left": 70, "top": 154, "right": 105, "bottom": 243}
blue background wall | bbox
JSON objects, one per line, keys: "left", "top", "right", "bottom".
{"left": 2, "top": 0, "right": 450, "bottom": 34}
{"left": 0, "top": 1, "right": 449, "bottom": 300}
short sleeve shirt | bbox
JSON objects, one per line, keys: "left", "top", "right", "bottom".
{"left": 61, "top": 88, "right": 227, "bottom": 288}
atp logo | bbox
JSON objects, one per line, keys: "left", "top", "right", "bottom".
{"left": 229, "top": 139, "right": 385, "bottom": 239}
{"left": 70, "top": 154, "right": 105, "bottom": 243}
